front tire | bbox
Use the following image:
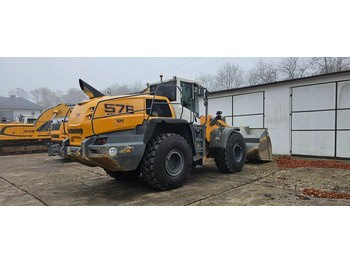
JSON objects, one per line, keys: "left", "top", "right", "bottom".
{"left": 214, "top": 132, "right": 246, "bottom": 173}
{"left": 141, "top": 133, "right": 192, "bottom": 190}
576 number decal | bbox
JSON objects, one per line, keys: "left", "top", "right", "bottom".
{"left": 104, "top": 104, "right": 135, "bottom": 114}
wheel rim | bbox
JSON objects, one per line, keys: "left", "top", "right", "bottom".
{"left": 233, "top": 143, "right": 243, "bottom": 162}
{"left": 165, "top": 149, "right": 185, "bottom": 177}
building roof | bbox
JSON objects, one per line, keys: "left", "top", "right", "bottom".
{"left": 0, "top": 96, "right": 43, "bottom": 110}
{"left": 208, "top": 69, "right": 350, "bottom": 95}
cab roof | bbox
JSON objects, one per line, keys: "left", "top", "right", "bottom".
{"left": 149, "top": 76, "right": 202, "bottom": 87}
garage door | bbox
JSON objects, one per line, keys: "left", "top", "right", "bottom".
{"left": 208, "top": 96, "right": 233, "bottom": 125}
{"left": 232, "top": 92, "right": 264, "bottom": 128}
{"left": 337, "top": 81, "right": 350, "bottom": 158}
{"left": 208, "top": 92, "right": 264, "bottom": 128}
{"left": 291, "top": 81, "right": 350, "bottom": 158}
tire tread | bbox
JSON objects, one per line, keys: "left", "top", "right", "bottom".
{"left": 141, "top": 133, "right": 189, "bottom": 190}
{"left": 214, "top": 132, "right": 246, "bottom": 173}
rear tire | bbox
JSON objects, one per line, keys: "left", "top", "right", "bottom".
{"left": 105, "top": 169, "right": 140, "bottom": 181}
{"left": 141, "top": 133, "right": 192, "bottom": 190}
{"left": 214, "top": 132, "right": 246, "bottom": 173}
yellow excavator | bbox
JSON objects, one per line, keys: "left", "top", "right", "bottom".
{"left": 62, "top": 76, "right": 272, "bottom": 190}
{"left": 0, "top": 114, "right": 51, "bottom": 154}
{"left": 34, "top": 103, "right": 74, "bottom": 156}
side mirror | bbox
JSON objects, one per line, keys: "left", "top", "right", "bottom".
{"left": 203, "top": 88, "right": 208, "bottom": 101}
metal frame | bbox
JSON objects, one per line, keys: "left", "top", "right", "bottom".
{"left": 290, "top": 79, "right": 350, "bottom": 159}
{"left": 335, "top": 82, "right": 338, "bottom": 157}
{"left": 292, "top": 129, "right": 350, "bottom": 132}
{"left": 292, "top": 108, "right": 336, "bottom": 113}
{"left": 209, "top": 90, "right": 264, "bottom": 100}
{"left": 62, "top": 107, "right": 73, "bottom": 136}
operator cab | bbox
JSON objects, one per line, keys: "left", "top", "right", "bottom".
{"left": 51, "top": 115, "right": 70, "bottom": 130}
{"left": 18, "top": 115, "right": 37, "bottom": 124}
{"left": 149, "top": 76, "right": 201, "bottom": 123}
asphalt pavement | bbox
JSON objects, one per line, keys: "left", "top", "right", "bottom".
{"left": 1, "top": 153, "right": 350, "bottom": 206}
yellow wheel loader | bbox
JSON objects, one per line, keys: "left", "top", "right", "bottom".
{"left": 34, "top": 103, "right": 74, "bottom": 157}
{"left": 62, "top": 76, "right": 272, "bottom": 190}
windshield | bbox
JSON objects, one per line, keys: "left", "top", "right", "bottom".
{"left": 27, "top": 118, "right": 37, "bottom": 124}
{"left": 150, "top": 81, "right": 177, "bottom": 101}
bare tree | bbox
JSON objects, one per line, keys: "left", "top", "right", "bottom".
{"left": 102, "top": 84, "right": 117, "bottom": 96}
{"left": 247, "top": 59, "right": 279, "bottom": 85}
{"left": 310, "top": 57, "right": 350, "bottom": 74}
{"left": 128, "top": 81, "right": 145, "bottom": 93}
{"left": 214, "top": 62, "right": 244, "bottom": 90}
{"left": 114, "top": 84, "right": 129, "bottom": 95}
{"left": 8, "top": 88, "right": 29, "bottom": 99}
{"left": 61, "top": 88, "right": 89, "bottom": 104}
{"left": 311, "top": 57, "right": 333, "bottom": 74}
{"left": 334, "top": 57, "right": 350, "bottom": 71}
{"left": 103, "top": 81, "right": 145, "bottom": 96}
{"left": 196, "top": 73, "right": 216, "bottom": 91}
{"left": 29, "top": 88, "right": 63, "bottom": 109}
{"left": 103, "top": 83, "right": 130, "bottom": 96}
{"left": 278, "top": 57, "right": 310, "bottom": 80}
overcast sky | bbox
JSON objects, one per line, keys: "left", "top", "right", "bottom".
{"left": 0, "top": 57, "right": 278, "bottom": 96}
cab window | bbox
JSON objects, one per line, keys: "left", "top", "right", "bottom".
{"left": 146, "top": 99, "right": 172, "bottom": 117}
{"left": 180, "top": 81, "right": 199, "bottom": 117}
{"left": 150, "top": 81, "right": 177, "bottom": 101}
{"left": 27, "top": 118, "right": 37, "bottom": 124}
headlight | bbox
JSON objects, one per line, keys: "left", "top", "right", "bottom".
{"left": 214, "top": 130, "right": 221, "bottom": 140}
{"left": 109, "top": 147, "right": 118, "bottom": 156}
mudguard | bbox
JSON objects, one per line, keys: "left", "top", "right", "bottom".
{"left": 208, "top": 127, "right": 239, "bottom": 149}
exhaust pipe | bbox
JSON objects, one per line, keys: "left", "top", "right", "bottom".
{"left": 79, "top": 79, "right": 105, "bottom": 99}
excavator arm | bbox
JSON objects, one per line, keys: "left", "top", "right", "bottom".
{"left": 34, "top": 103, "right": 74, "bottom": 132}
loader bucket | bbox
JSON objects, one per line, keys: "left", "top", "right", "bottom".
{"left": 238, "top": 126, "right": 273, "bottom": 162}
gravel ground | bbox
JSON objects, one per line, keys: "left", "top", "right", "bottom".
{"left": 0, "top": 153, "right": 350, "bottom": 206}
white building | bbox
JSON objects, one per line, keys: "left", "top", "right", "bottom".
{"left": 199, "top": 70, "right": 350, "bottom": 159}
{"left": 0, "top": 95, "right": 43, "bottom": 122}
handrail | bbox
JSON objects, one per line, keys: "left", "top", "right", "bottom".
{"left": 62, "top": 107, "right": 73, "bottom": 136}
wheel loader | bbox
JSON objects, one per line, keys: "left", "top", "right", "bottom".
{"left": 61, "top": 76, "right": 272, "bottom": 190}
{"left": 34, "top": 103, "right": 74, "bottom": 157}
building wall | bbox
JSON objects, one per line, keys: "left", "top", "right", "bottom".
{"left": 199, "top": 72, "right": 350, "bottom": 158}
{"left": 0, "top": 109, "right": 42, "bottom": 122}
{"left": 264, "top": 84, "right": 290, "bottom": 155}
{"left": 0, "top": 110, "right": 14, "bottom": 122}
{"left": 199, "top": 84, "right": 292, "bottom": 155}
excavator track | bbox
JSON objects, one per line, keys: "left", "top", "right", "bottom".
{"left": 0, "top": 140, "right": 49, "bottom": 155}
